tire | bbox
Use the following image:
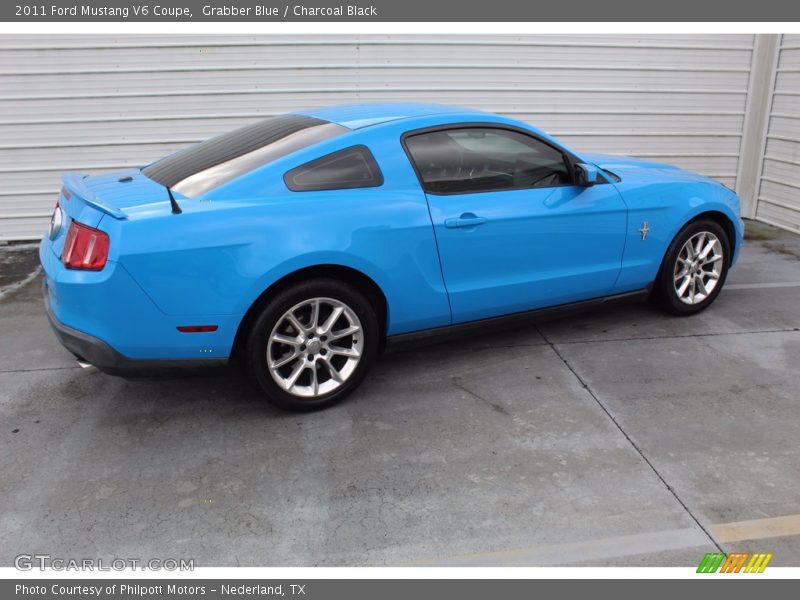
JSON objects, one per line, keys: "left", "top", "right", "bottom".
{"left": 654, "top": 219, "right": 731, "bottom": 316}
{"left": 245, "top": 278, "right": 379, "bottom": 411}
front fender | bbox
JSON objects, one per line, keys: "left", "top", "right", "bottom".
{"left": 674, "top": 185, "right": 743, "bottom": 264}
{"left": 613, "top": 180, "right": 743, "bottom": 292}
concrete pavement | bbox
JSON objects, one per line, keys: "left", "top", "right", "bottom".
{"left": 1, "top": 221, "right": 798, "bottom": 567}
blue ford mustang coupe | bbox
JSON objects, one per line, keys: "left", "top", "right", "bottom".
{"left": 41, "top": 103, "right": 743, "bottom": 410}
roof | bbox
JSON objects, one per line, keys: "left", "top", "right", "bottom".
{"left": 295, "top": 103, "right": 486, "bottom": 130}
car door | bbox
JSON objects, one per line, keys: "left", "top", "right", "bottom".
{"left": 404, "top": 125, "right": 628, "bottom": 324}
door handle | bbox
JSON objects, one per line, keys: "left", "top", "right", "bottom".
{"left": 444, "top": 213, "right": 488, "bottom": 229}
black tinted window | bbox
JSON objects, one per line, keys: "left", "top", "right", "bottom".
{"left": 284, "top": 145, "right": 383, "bottom": 192}
{"left": 405, "top": 127, "right": 572, "bottom": 194}
{"left": 143, "top": 115, "right": 348, "bottom": 197}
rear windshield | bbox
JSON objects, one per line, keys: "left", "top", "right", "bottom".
{"left": 142, "top": 115, "right": 348, "bottom": 198}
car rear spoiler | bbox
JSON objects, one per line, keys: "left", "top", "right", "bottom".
{"left": 61, "top": 172, "right": 128, "bottom": 220}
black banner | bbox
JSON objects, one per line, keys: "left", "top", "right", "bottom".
{"left": 3, "top": 0, "right": 800, "bottom": 22}
{"left": 3, "top": 579, "right": 799, "bottom": 600}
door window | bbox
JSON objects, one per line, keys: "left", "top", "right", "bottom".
{"left": 404, "top": 127, "right": 573, "bottom": 194}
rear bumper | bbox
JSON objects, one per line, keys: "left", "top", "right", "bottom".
{"left": 44, "top": 286, "right": 120, "bottom": 369}
{"left": 43, "top": 282, "right": 228, "bottom": 375}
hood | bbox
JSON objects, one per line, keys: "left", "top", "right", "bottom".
{"left": 582, "top": 153, "right": 717, "bottom": 185}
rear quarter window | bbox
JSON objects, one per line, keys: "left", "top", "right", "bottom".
{"left": 284, "top": 145, "right": 384, "bottom": 192}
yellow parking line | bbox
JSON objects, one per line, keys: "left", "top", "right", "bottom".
{"left": 408, "top": 514, "right": 800, "bottom": 567}
{"left": 406, "top": 527, "right": 712, "bottom": 567}
{"left": 712, "top": 514, "right": 800, "bottom": 543}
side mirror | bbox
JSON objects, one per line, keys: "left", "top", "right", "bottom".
{"left": 575, "top": 163, "right": 598, "bottom": 187}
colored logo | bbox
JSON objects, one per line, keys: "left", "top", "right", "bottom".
{"left": 697, "top": 552, "right": 773, "bottom": 573}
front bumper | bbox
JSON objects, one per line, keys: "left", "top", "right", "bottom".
{"left": 43, "top": 284, "right": 228, "bottom": 375}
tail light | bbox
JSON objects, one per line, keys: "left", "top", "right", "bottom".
{"left": 61, "top": 186, "right": 71, "bottom": 201}
{"left": 62, "top": 221, "right": 109, "bottom": 270}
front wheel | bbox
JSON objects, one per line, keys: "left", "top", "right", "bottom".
{"left": 654, "top": 220, "right": 730, "bottom": 316}
{"left": 245, "top": 279, "right": 379, "bottom": 411}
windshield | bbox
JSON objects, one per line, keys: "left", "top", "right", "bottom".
{"left": 142, "top": 115, "right": 348, "bottom": 198}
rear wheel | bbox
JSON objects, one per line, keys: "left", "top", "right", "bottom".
{"left": 246, "top": 279, "right": 379, "bottom": 411}
{"left": 654, "top": 219, "right": 730, "bottom": 316}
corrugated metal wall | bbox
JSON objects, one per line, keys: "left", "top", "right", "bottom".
{"left": 0, "top": 34, "right": 757, "bottom": 241}
{"left": 757, "top": 34, "right": 800, "bottom": 233}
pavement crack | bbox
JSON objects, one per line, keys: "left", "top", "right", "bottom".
{"left": 552, "top": 326, "right": 800, "bottom": 346}
{"left": 452, "top": 377, "right": 510, "bottom": 416}
{"left": 535, "top": 324, "right": 724, "bottom": 553}
{"left": 388, "top": 341, "right": 549, "bottom": 356}
{"left": 0, "top": 366, "right": 80, "bottom": 374}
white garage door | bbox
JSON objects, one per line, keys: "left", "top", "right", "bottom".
{"left": 757, "top": 34, "right": 800, "bottom": 233}
{"left": 0, "top": 34, "right": 755, "bottom": 241}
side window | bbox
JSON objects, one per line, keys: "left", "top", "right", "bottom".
{"left": 404, "top": 127, "right": 573, "bottom": 194}
{"left": 284, "top": 145, "right": 384, "bottom": 192}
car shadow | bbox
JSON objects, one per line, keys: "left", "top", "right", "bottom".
{"left": 77, "top": 299, "right": 673, "bottom": 418}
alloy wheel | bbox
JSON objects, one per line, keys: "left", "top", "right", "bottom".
{"left": 673, "top": 231, "right": 724, "bottom": 305}
{"left": 266, "top": 297, "right": 363, "bottom": 398}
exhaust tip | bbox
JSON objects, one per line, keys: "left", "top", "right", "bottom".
{"left": 76, "top": 360, "right": 98, "bottom": 373}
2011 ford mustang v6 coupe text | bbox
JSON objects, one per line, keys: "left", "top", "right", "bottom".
{"left": 40, "top": 103, "right": 743, "bottom": 411}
